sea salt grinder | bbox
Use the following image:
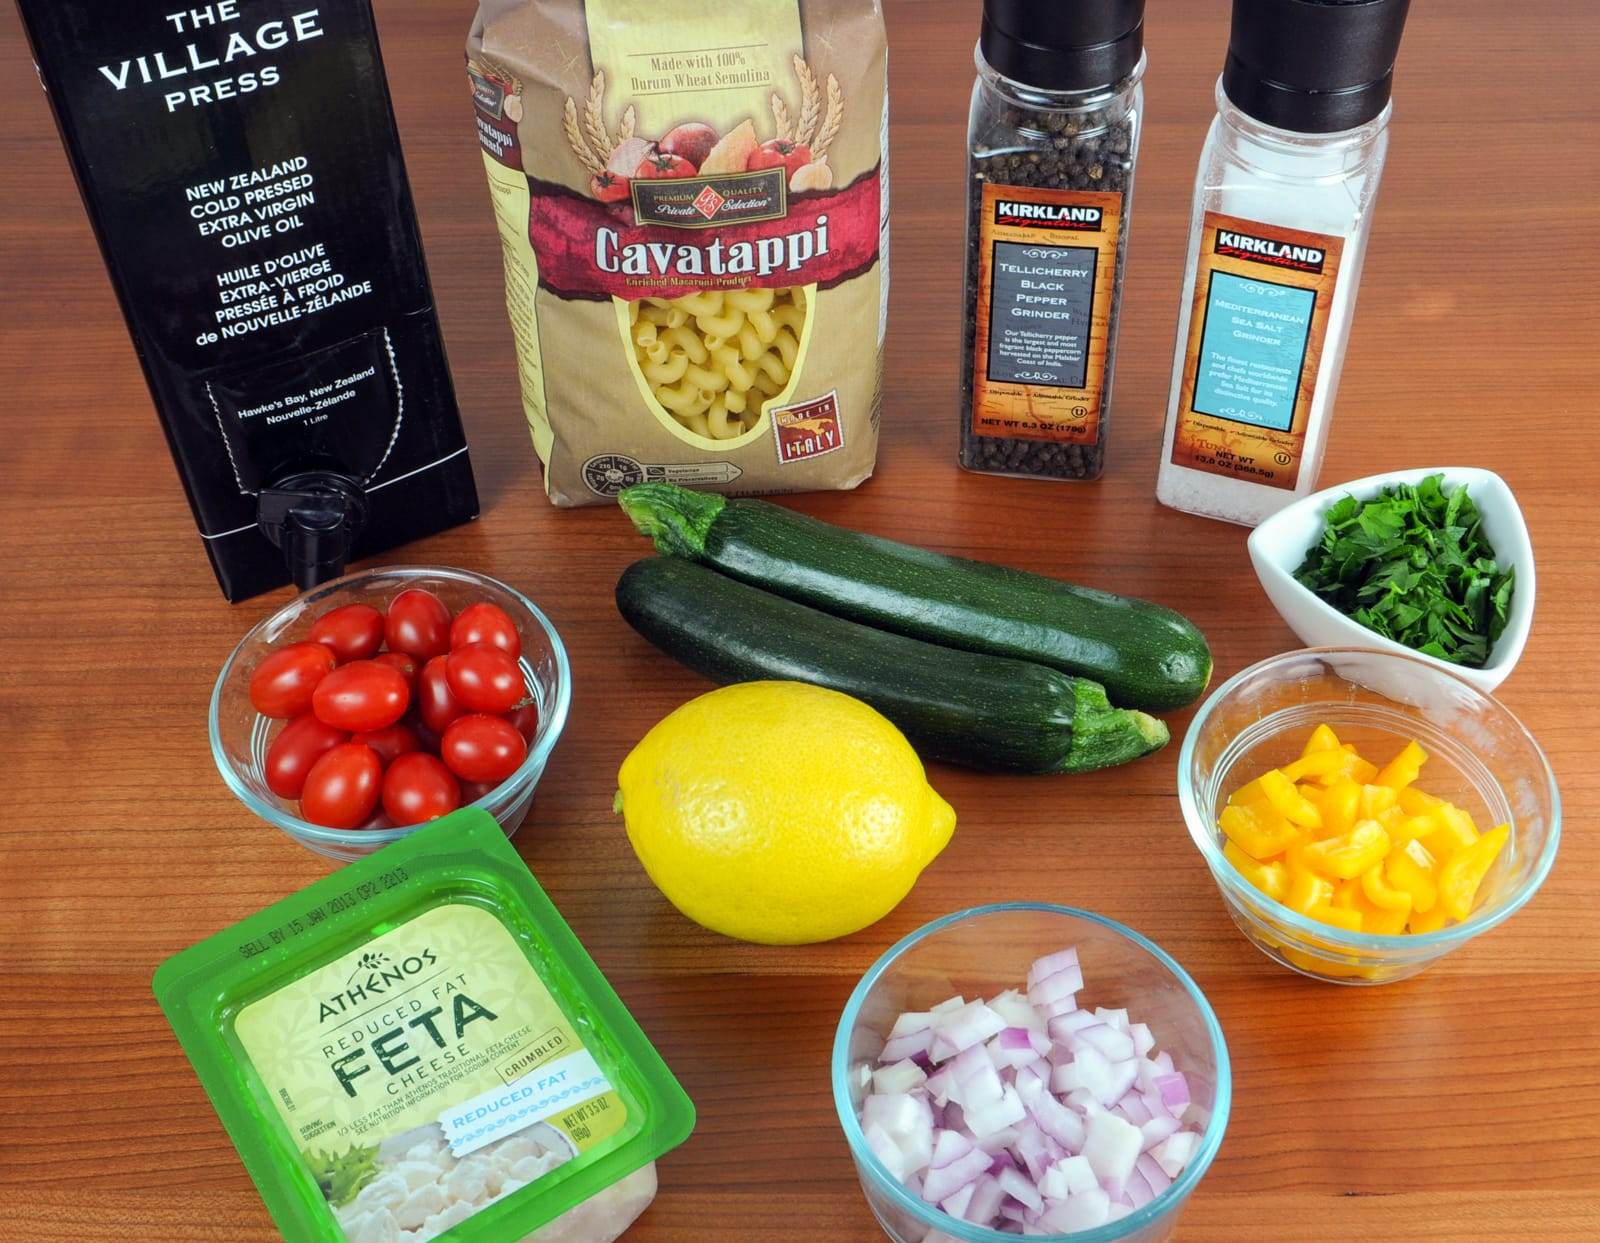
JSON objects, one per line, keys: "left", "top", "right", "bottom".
{"left": 1157, "top": 0, "right": 1411, "bottom": 525}
{"left": 958, "top": 0, "right": 1147, "bottom": 481}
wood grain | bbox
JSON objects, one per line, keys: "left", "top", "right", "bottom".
{"left": 2, "top": 1, "right": 1597, "bottom": 1239}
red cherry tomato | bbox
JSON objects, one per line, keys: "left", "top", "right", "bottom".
{"left": 636, "top": 151, "right": 697, "bottom": 179}
{"left": 374, "top": 651, "right": 420, "bottom": 692}
{"left": 440, "top": 714, "right": 527, "bottom": 784}
{"left": 445, "top": 643, "right": 525, "bottom": 714}
{"left": 385, "top": 588, "right": 453, "bottom": 661}
{"left": 449, "top": 602, "right": 522, "bottom": 659}
{"left": 382, "top": 752, "right": 462, "bottom": 827}
{"left": 249, "top": 642, "right": 337, "bottom": 719}
{"left": 352, "top": 721, "right": 421, "bottom": 767}
{"left": 312, "top": 660, "right": 411, "bottom": 732}
{"left": 458, "top": 779, "right": 498, "bottom": 804}
{"left": 409, "top": 716, "right": 441, "bottom": 757}
{"left": 418, "top": 655, "right": 466, "bottom": 735}
{"left": 507, "top": 702, "right": 541, "bottom": 744}
{"left": 308, "top": 603, "right": 385, "bottom": 664}
{"left": 300, "top": 743, "right": 382, "bottom": 829}
{"left": 265, "top": 714, "right": 350, "bottom": 800}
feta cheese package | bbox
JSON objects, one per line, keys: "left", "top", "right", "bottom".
{"left": 154, "top": 810, "right": 693, "bottom": 1241}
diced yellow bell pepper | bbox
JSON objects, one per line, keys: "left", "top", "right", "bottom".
{"left": 1224, "top": 840, "right": 1289, "bottom": 900}
{"left": 1228, "top": 776, "right": 1271, "bottom": 808}
{"left": 1339, "top": 744, "right": 1380, "bottom": 784}
{"left": 1354, "top": 892, "right": 1410, "bottom": 936}
{"left": 1282, "top": 749, "right": 1350, "bottom": 782}
{"left": 1285, "top": 865, "right": 1335, "bottom": 916}
{"left": 1397, "top": 786, "right": 1442, "bottom": 816}
{"left": 1301, "top": 723, "right": 1342, "bottom": 755}
{"left": 1220, "top": 802, "right": 1302, "bottom": 860}
{"left": 1408, "top": 903, "right": 1451, "bottom": 934}
{"left": 1260, "top": 768, "right": 1323, "bottom": 829}
{"left": 1388, "top": 814, "right": 1434, "bottom": 846}
{"left": 1421, "top": 804, "right": 1480, "bottom": 860}
{"left": 1360, "top": 783, "right": 1398, "bottom": 818}
{"left": 1302, "top": 820, "right": 1391, "bottom": 880}
{"left": 1308, "top": 903, "right": 1364, "bottom": 932}
{"left": 1386, "top": 840, "right": 1439, "bottom": 913}
{"left": 1330, "top": 878, "right": 1362, "bottom": 909}
{"left": 1359, "top": 864, "right": 1413, "bottom": 912}
{"left": 1318, "top": 778, "right": 1362, "bottom": 838}
{"left": 1438, "top": 824, "right": 1510, "bottom": 922}
{"left": 1375, "top": 740, "right": 1428, "bottom": 790}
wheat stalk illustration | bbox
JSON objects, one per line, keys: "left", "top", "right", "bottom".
{"left": 812, "top": 74, "right": 844, "bottom": 159}
{"left": 770, "top": 93, "right": 794, "bottom": 144}
{"left": 793, "top": 55, "right": 822, "bottom": 147}
{"left": 562, "top": 96, "right": 604, "bottom": 174}
{"left": 617, "top": 104, "right": 636, "bottom": 144}
{"left": 584, "top": 72, "right": 613, "bottom": 158}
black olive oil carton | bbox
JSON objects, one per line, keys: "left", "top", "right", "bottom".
{"left": 16, "top": 0, "right": 479, "bottom": 601}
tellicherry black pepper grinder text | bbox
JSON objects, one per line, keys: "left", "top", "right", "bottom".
{"left": 959, "top": 0, "right": 1146, "bottom": 481}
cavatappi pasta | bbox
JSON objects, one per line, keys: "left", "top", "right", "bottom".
{"left": 627, "top": 287, "right": 807, "bottom": 440}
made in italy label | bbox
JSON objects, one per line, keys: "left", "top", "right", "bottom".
{"left": 1170, "top": 212, "right": 1344, "bottom": 489}
{"left": 971, "top": 183, "right": 1121, "bottom": 445}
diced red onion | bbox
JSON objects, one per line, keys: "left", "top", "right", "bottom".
{"left": 1125, "top": 1166, "right": 1156, "bottom": 1209}
{"left": 891, "top": 1010, "right": 936, "bottom": 1039}
{"left": 931, "top": 1128, "right": 974, "bottom": 1169}
{"left": 1028, "top": 948, "right": 1080, "bottom": 989}
{"left": 881, "top": 1028, "right": 934, "bottom": 1065}
{"left": 873, "top": 1058, "right": 928, "bottom": 1095}
{"left": 1154, "top": 1071, "right": 1191, "bottom": 1117}
{"left": 1027, "top": 964, "right": 1084, "bottom": 1008}
{"left": 921, "top": 1146, "right": 992, "bottom": 1203}
{"left": 1153, "top": 1130, "right": 1198, "bottom": 1179}
{"left": 1047, "top": 1009, "right": 1097, "bottom": 1042}
{"left": 855, "top": 945, "right": 1207, "bottom": 1236}
{"left": 1136, "top": 1152, "right": 1172, "bottom": 1194}
{"left": 999, "top": 1166, "right": 1044, "bottom": 1213}
{"left": 1116, "top": 1092, "right": 1152, "bottom": 1127}
{"left": 1076, "top": 1022, "right": 1137, "bottom": 1063}
{"left": 1140, "top": 1114, "right": 1182, "bottom": 1151}
{"left": 940, "top": 1182, "right": 975, "bottom": 1222}
{"left": 967, "top": 1174, "right": 1006, "bottom": 1224}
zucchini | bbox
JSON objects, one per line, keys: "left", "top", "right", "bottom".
{"left": 616, "top": 558, "right": 1168, "bottom": 774}
{"left": 618, "top": 483, "right": 1212, "bottom": 712}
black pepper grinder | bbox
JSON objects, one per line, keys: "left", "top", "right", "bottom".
{"left": 958, "top": 0, "right": 1146, "bottom": 481}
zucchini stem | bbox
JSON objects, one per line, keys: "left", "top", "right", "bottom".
{"left": 1062, "top": 679, "right": 1170, "bottom": 773}
{"left": 619, "top": 483, "right": 724, "bottom": 560}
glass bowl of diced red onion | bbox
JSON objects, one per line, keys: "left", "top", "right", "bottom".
{"left": 832, "top": 904, "right": 1230, "bottom": 1242}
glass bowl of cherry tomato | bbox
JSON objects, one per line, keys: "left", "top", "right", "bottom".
{"left": 210, "top": 566, "right": 571, "bottom": 860}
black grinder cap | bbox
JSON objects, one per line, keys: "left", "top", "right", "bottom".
{"left": 1224, "top": 0, "right": 1411, "bottom": 134}
{"left": 980, "top": 0, "right": 1145, "bottom": 92}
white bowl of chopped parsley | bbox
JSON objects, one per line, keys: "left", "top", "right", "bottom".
{"left": 1248, "top": 468, "right": 1533, "bottom": 692}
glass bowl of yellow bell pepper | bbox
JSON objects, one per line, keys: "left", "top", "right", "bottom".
{"left": 1178, "top": 647, "right": 1559, "bottom": 984}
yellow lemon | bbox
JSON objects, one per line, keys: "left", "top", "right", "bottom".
{"left": 616, "top": 681, "right": 956, "bottom": 944}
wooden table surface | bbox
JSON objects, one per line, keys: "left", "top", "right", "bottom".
{"left": 3, "top": 1, "right": 1597, "bottom": 1239}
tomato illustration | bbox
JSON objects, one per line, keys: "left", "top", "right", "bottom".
{"left": 590, "top": 170, "right": 631, "bottom": 203}
{"left": 658, "top": 122, "right": 717, "bottom": 168}
{"left": 635, "top": 151, "right": 698, "bottom": 179}
{"left": 746, "top": 139, "right": 813, "bottom": 178}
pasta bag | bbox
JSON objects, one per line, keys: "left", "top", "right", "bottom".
{"left": 468, "top": 0, "right": 887, "bottom": 505}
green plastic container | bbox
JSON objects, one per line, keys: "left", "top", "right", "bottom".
{"left": 154, "top": 809, "right": 694, "bottom": 1242}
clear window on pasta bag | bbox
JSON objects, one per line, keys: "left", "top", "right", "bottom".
{"left": 153, "top": 809, "right": 694, "bottom": 1243}
{"left": 621, "top": 285, "right": 812, "bottom": 447}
